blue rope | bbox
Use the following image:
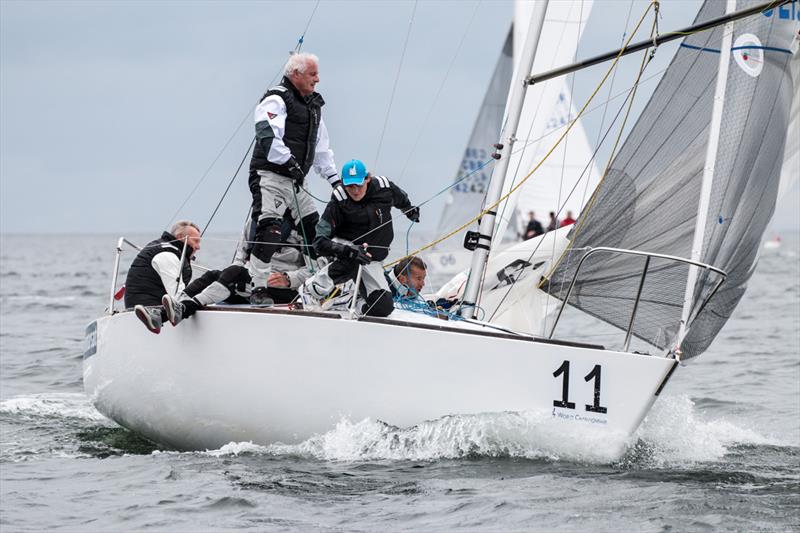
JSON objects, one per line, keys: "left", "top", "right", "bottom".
{"left": 393, "top": 296, "right": 465, "bottom": 321}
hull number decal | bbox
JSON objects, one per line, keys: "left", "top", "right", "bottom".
{"left": 552, "top": 360, "right": 608, "bottom": 414}
{"left": 84, "top": 321, "right": 97, "bottom": 359}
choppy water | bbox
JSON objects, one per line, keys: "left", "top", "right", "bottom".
{"left": 1, "top": 233, "right": 798, "bottom": 531}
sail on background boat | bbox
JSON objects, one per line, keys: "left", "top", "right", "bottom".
{"left": 429, "top": 0, "right": 598, "bottom": 276}
{"left": 434, "top": 28, "right": 514, "bottom": 247}
{"left": 543, "top": 0, "right": 799, "bottom": 359}
{"left": 492, "top": 0, "right": 599, "bottom": 243}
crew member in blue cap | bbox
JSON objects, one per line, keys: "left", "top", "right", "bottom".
{"left": 312, "top": 159, "right": 419, "bottom": 317}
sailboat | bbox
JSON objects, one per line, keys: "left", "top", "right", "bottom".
{"left": 427, "top": 0, "right": 599, "bottom": 278}
{"left": 83, "top": 0, "right": 799, "bottom": 458}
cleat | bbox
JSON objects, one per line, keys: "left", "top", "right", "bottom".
{"left": 134, "top": 305, "right": 162, "bottom": 334}
{"left": 161, "top": 294, "right": 183, "bottom": 327}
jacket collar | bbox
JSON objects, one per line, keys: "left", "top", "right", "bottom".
{"left": 160, "top": 231, "right": 195, "bottom": 260}
{"left": 282, "top": 76, "right": 325, "bottom": 106}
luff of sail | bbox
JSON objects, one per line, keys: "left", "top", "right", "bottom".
{"left": 542, "top": 0, "right": 798, "bottom": 359}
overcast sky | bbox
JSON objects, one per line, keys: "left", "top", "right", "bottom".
{"left": 1, "top": 0, "right": 798, "bottom": 236}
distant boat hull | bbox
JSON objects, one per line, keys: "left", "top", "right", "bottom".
{"left": 83, "top": 307, "right": 677, "bottom": 458}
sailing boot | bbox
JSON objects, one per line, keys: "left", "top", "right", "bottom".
{"left": 162, "top": 294, "right": 202, "bottom": 327}
{"left": 134, "top": 305, "right": 163, "bottom": 334}
{"left": 161, "top": 294, "right": 184, "bottom": 327}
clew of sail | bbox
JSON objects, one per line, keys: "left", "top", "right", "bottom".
{"left": 542, "top": 0, "right": 799, "bottom": 359}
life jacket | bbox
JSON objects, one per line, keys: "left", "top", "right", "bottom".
{"left": 123, "top": 232, "right": 194, "bottom": 308}
{"left": 249, "top": 76, "right": 325, "bottom": 179}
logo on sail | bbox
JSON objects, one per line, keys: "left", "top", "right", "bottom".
{"left": 732, "top": 34, "right": 764, "bottom": 78}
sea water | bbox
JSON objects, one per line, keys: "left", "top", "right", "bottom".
{"left": 1, "top": 233, "right": 798, "bottom": 531}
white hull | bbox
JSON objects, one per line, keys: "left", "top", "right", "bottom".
{"left": 83, "top": 307, "right": 677, "bottom": 457}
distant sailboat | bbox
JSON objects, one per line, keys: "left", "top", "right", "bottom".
{"left": 427, "top": 0, "right": 598, "bottom": 278}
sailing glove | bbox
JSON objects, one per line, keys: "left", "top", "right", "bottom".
{"left": 287, "top": 158, "right": 305, "bottom": 183}
{"left": 335, "top": 243, "right": 371, "bottom": 265}
{"left": 405, "top": 206, "right": 420, "bottom": 223}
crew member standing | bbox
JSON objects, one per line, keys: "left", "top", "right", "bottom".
{"left": 248, "top": 52, "right": 339, "bottom": 286}
{"left": 313, "top": 159, "right": 419, "bottom": 317}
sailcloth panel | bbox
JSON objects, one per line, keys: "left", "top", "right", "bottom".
{"left": 493, "top": 0, "right": 596, "bottom": 244}
{"left": 542, "top": 0, "right": 798, "bottom": 358}
{"left": 435, "top": 27, "right": 513, "bottom": 244}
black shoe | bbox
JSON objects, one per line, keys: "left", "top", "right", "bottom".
{"left": 182, "top": 298, "right": 201, "bottom": 318}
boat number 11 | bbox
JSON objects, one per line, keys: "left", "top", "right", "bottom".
{"left": 552, "top": 360, "right": 608, "bottom": 414}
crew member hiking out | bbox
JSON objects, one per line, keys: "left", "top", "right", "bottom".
{"left": 248, "top": 51, "right": 338, "bottom": 287}
{"left": 312, "top": 159, "right": 419, "bottom": 317}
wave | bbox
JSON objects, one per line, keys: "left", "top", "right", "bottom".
{"left": 629, "top": 393, "right": 781, "bottom": 466}
{"left": 0, "top": 393, "right": 108, "bottom": 422}
{"left": 199, "top": 394, "right": 784, "bottom": 466}
{"left": 1, "top": 392, "right": 786, "bottom": 467}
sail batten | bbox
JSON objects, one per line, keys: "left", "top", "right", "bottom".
{"left": 542, "top": 0, "right": 798, "bottom": 359}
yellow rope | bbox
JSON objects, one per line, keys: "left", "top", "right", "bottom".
{"left": 385, "top": 0, "right": 658, "bottom": 269}
{"left": 539, "top": 7, "right": 660, "bottom": 289}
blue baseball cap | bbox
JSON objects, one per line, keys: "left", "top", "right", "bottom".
{"left": 341, "top": 159, "right": 368, "bottom": 186}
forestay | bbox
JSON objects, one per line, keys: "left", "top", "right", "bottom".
{"left": 542, "top": 0, "right": 799, "bottom": 359}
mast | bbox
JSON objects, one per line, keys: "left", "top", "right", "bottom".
{"left": 460, "top": 0, "right": 549, "bottom": 319}
{"left": 676, "top": 0, "right": 737, "bottom": 349}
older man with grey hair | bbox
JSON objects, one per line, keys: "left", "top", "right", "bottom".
{"left": 124, "top": 220, "right": 201, "bottom": 311}
{"left": 246, "top": 52, "right": 339, "bottom": 295}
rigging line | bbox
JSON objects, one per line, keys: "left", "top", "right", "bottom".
{"left": 538, "top": 8, "right": 658, "bottom": 303}
{"left": 541, "top": 0, "right": 587, "bottom": 322}
{"left": 201, "top": 137, "right": 255, "bottom": 237}
{"left": 342, "top": 19, "right": 713, "bottom": 270}
{"left": 379, "top": 21, "right": 738, "bottom": 270}
{"left": 374, "top": 1, "right": 418, "bottom": 168}
{"left": 385, "top": 0, "right": 658, "bottom": 269}
{"left": 224, "top": 3, "right": 322, "bottom": 254}
{"left": 425, "top": 17, "right": 745, "bottom": 276}
{"left": 397, "top": 0, "right": 482, "bottom": 181}
{"left": 336, "top": 157, "right": 498, "bottom": 253}
{"left": 165, "top": 115, "right": 254, "bottom": 230}
{"left": 295, "top": 0, "right": 321, "bottom": 51}
{"left": 583, "top": 0, "right": 636, "bottom": 208}
{"left": 169, "top": 1, "right": 321, "bottom": 230}
{"left": 487, "top": 54, "right": 649, "bottom": 322}
{"left": 384, "top": 52, "right": 668, "bottom": 269}
{"left": 291, "top": 185, "right": 316, "bottom": 274}
{"left": 493, "top": 0, "right": 587, "bottom": 244}
{"left": 477, "top": 0, "right": 589, "bottom": 312}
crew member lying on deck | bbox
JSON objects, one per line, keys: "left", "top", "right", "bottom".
{"left": 310, "top": 159, "right": 419, "bottom": 317}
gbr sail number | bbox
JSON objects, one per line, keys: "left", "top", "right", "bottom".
{"left": 552, "top": 360, "right": 608, "bottom": 414}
